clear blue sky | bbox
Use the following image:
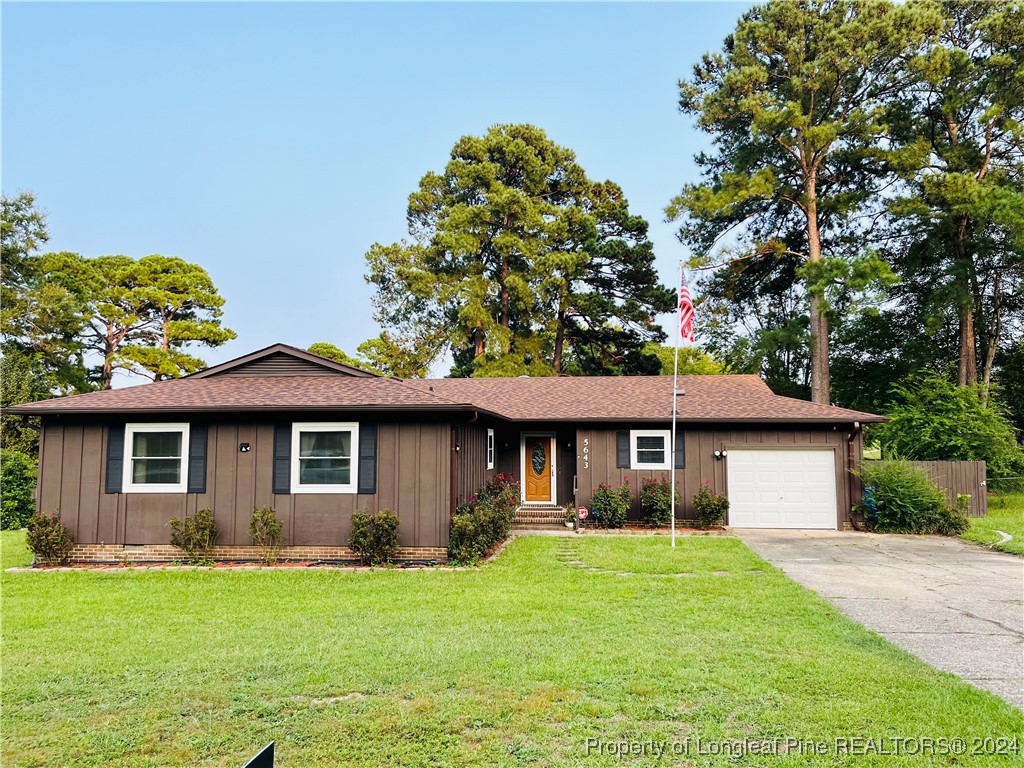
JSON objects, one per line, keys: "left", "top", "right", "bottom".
{"left": 2, "top": 2, "right": 749, "bottom": 379}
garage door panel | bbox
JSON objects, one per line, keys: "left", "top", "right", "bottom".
{"left": 727, "top": 449, "right": 837, "bottom": 530}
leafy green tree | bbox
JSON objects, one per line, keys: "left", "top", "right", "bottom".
{"left": 36, "top": 253, "right": 235, "bottom": 388}
{"left": 0, "top": 349, "right": 48, "bottom": 454}
{"left": 642, "top": 343, "right": 729, "bottom": 376}
{"left": 365, "top": 124, "right": 673, "bottom": 378}
{"left": 878, "top": 374, "right": 1024, "bottom": 476}
{"left": 667, "top": 0, "right": 939, "bottom": 404}
{"left": 887, "top": 0, "right": 1024, "bottom": 389}
{"left": 0, "top": 450, "right": 36, "bottom": 530}
{"left": 1, "top": 192, "right": 49, "bottom": 341}
{"left": 995, "top": 340, "right": 1024, "bottom": 437}
{"left": 307, "top": 342, "right": 380, "bottom": 374}
{"left": 356, "top": 333, "right": 434, "bottom": 379}
{"left": 118, "top": 255, "right": 236, "bottom": 380}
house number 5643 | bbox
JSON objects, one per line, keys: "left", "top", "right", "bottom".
{"left": 582, "top": 438, "right": 590, "bottom": 469}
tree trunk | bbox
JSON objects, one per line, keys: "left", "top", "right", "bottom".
{"left": 955, "top": 216, "right": 978, "bottom": 387}
{"left": 804, "top": 173, "right": 831, "bottom": 405}
{"left": 473, "top": 327, "right": 485, "bottom": 358}
{"left": 499, "top": 256, "right": 510, "bottom": 329}
{"left": 553, "top": 307, "right": 566, "bottom": 375}
{"left": 101, "top": 332, "right": 114, "bottom": 390}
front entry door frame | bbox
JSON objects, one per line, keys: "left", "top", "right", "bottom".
{"left": 520, "top": 432, "right": 556, "bottom": 505}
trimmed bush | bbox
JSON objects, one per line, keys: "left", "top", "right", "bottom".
{"left": 859, "top": 460, "right": 968, "bottom": 535}
{"left": 349, "top": 508, "right": 399, "bottom": 565}
{"left": 26, "top": 512, "right": 72, "bottom": 565}
{"left": 639, "top": 475, "right": 679, "bottom": 526}
{"left": 249, "top": 506, "right": 285, "bottom": 564}
{"left": 169, "top": 509, "right": 219, "bottom": 563}
{"left": 448, "top": 473, "right": 520, "bottom": 564}
{"left": 1, "top": 450, "right": 36, "bottom": 530}
{"left": 591, "top": 479, "right": 631, "bottom": 528}
{"left": 692, "top": 482, "right": 728, "bottom": 529}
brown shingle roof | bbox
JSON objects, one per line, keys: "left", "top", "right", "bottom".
{"left": 5, "top": 345, "right": 883, "bottom": 423}
{"left": 406, "top": 375, "right": 884, "bottom": 423}
{"left": 5, "top": 375, "right": 472, "bottom": 414}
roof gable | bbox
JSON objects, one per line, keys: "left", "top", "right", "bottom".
{"left": 188, "top": 344, "right": 378, "bottom": 379}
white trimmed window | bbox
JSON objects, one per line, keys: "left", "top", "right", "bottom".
{"left": 124, "top": 423, "right": 189, "bottom": 493}
{"left": 630, "top": 429, "right": 671, "bottom": 470}
{"left": 486, "top": 429, "right": 495, "bottom": 470}
{"left": 291, "top": 422, "right": 358, "bottom": 493}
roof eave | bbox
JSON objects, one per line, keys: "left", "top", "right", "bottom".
{"left": 6, "top": 403, "right": 497, "bottom": 417}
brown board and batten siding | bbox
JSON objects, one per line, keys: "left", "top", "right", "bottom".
{"left": 575, "top": 424, "right": 858, "bottom": 525}
{"left": 454, "top": 422, "right": 489, "bottom": 502}
{"left": 37, "top": 418, "right": 451, "bottom": 549}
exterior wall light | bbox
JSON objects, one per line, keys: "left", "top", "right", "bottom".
{"left": 239, "top": 443, "right": 251, "bottom": 453}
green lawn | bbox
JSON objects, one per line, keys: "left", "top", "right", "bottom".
{"left": 1, "top": 529, "right": 32, "bottom": 569}
{"left": 2, "top": 535, "right": 1022, "bottom": 767}
{"left": 963, "top": 494, "right": 1024, "bottom": 556}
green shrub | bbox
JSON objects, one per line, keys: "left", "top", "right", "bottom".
{"left": 349, "top": 508, "right": 399, "bottom": 565}
{"left": 692, "top": 482, "right": 728, "bottom": 528}
{"left": 1, "top": 450, "right": 36, "bottom": 530}
{"left": 249, "top": 506, "right": 285, "bottom": 564}
{"left": 860, "top": 460, "right": 968, "bottom": 535}
{"left": 448, "top": 473, "right": 520, "bottom": 564}
{"left": 591, "top": 479, "right": 631, "bottom": 528}
{"left": 639, "top": 475, "right": 679, "bottom": 526}
{"left": 448, "top": 513, "right": 480, "bottom": 564}
{"left": 878, "top": 375, "right": 1024, "bottom": 476}
{"left": 25, "top": 512, "right": 72, "bottom": 565}
{"left": 169, "top": 509, "right": 219, "bottom": 563}
{"left": 931, "top": 495, "right": 970, "bottom": 536}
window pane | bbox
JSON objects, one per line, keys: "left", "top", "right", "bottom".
{"left": 636, "top": 436, "right": 665, "bottom": 451}
{"left": 299, "top": 458, "right": 350, "bottom": 485}
{"left": 133, "top": 431, "right": 182, "bottom": 458}
{"left": 132, "top": 458, "right": 181, "bottom": 484}
{"left": 299, "top": 431, "right": 350, "bottom": 458}
{"left": 637, "top": 450, "right": 665, "bottom": 465}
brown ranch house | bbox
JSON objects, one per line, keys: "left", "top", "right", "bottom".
{"left": 8, "top": 344, "right": 885, "bottom": 563}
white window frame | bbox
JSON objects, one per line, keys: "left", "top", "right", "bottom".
{"left": 291, "top": 422, "right": 359, "bottom": 494}
{"left": 630, "top": 429, "right": 671, "bottom": 470}
{"left": 486, "top": 428, "right": 495, "bottom": 470}
{"left": 123, "top": 423, "right": 190, "bottom": 494}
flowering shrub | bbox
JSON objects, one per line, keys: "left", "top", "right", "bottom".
{"left": 692, "top": 482, "right": 728, "bottom": 528}
{"left": 591, "top": 478, "right": 632, "bottom": 528}
{"left": 639, "top": 475, "right": 680, "bottom": 526}
{"left": 449, "top": 473, "right": 521, "bottom": 564}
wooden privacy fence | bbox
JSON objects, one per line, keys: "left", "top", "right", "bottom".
{"left": 863, "top": 460, "right": 988, "bottom": 517}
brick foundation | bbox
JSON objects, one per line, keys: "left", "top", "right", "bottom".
{"left": 66, "top": 544, "right": 448, "bottom": 564}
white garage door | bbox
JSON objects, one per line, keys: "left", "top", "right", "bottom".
{"left": 726, "top": 449, "right": 838, "bottom": 529}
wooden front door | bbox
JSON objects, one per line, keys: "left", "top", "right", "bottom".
{"left": 523, "top": 434, "right": 554, "bottom": 503}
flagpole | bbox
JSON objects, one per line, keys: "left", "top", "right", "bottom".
{"left": 670, "top": 261, "right": 682, "bottom": 549}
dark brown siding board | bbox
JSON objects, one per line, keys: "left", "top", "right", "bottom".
{"left": 454, "top": 422, "right": 488, "bottom": 501}
{"left": 60, "top": 425, "right": 84, "bottom": 536}
{"left": 234, "top": 424, "right": 256, "bottom": 545}
{"left": 79, "top": 426, "right": 102, "bottom": 543}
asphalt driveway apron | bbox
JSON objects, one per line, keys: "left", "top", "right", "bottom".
{"left": 735, "top": 529, "right": 1024, "bottom": 709}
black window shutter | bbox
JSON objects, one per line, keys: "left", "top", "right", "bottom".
{"left": 357, "top": 424, "right": 378, "bottom": 495}
{"left": 615, "top": 430, "right": 630, "bottom": 469}
{"left": 105, "top": 425, "right": 125, "bottom": 494}
{"left": 273, "top": 424, "right": 291, "bottom": 494}
{"left": 187, "top": 425, "right": 208, "bottom": 493}
{"left": 674, "top": 431, "right": 686, "bottom": 469}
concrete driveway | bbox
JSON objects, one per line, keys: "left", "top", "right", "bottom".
{"left": 735, "top": 529, "right": 1024, "bottom": 709}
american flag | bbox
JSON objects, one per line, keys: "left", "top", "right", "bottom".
{"left": 679, "top": 268, "right": 695, "bottom": 342}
